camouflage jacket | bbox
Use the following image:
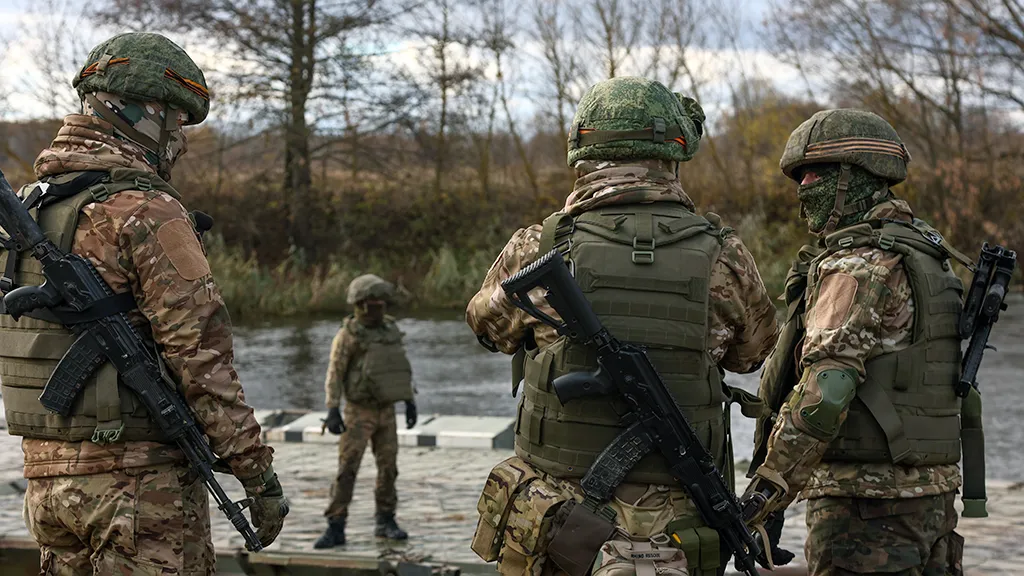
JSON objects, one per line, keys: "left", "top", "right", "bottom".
{"left": 324, "top": 314, "right": 403, "bottom": 408}
{"left": 467, "top": 159, "right": 779, "bottom": 375}
{"left": 20, "top": 114, "right": 273, "bottom": 481}
{"left": 759, "top": 200, "right": 961, "bottom": 504}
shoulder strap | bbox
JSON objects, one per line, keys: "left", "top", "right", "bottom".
{"left": 540, "top": 212, "right": 573, "bottom": 256}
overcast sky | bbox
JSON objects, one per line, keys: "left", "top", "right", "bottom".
{"left": 0, "top": 0, "right": 798, "bottom": 125}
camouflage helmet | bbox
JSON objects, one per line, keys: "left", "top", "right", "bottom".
{"left": 567, "top": 77, "right": 706, "bottom": 167}
{"left": 347, "top": 274, "right": 395, "bottom": 305}
{"left": 73, "top": 33, "right": 209, "bottom": 125}
{"left": 780, "top": 109, "right": 910, "bottom": 185}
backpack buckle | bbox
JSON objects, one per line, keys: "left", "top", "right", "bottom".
{"left": 838, "top": 237, "right": 854, "bottom": 248}
{"left": 652, "top": 117, "right": 666, "bottom": 143}
{"left": 134, "top": 177, "right": 153, "bottom": 191}
{"left": 87, "top": 183, "right": 110, "bottom": 203}
{"left": 876, "top": 233, "right": 896, "bottom": 251}
{"left": 632, "top": 237, "right": 656, "bottom": 265}
{"left": 568, "top": 123, "right": 581, "bottom": 148}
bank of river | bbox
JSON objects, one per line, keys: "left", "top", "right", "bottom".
{"left": 233, "top": 295, "right": 1024, "bottom": 480}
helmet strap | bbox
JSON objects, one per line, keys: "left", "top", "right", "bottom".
{"left": 156, "top": 102, "right": 180, "bottom": 180}
{"left": 823, "top": 162, "right": 852, "bottom": 234}
{"left": 568, "top": 117, "right": 687, "bottom": 149}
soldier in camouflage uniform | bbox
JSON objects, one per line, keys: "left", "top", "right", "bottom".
{"left": 741, "top": 109, "right": 967, "bottom": 575}
{"left": 314, "top": 274, "right": 418, "bottom": 548}
{"left": 0, "top": 34, "right": 288, "bottom": 575}
{"left": 466, "top": 77, "right": 778, "bottom": 576}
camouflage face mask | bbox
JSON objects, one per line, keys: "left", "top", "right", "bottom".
{"left": 83, "top": 91, "right": 188, "bottom": 178}
{"left": 797, "top": 165, "right": 888, "bottom": 234}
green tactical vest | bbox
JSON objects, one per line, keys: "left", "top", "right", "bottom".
{"left": 752, "top": 217, "right": 964, "bottom": 470}
{"left": 514, "top": 203, "right": 735, "bottom": 486}
{"left": 343, "top": 315, "right": 414, "bottom": 405}
{"left": 0, "top": 169, "right": 183, "bottom": 444}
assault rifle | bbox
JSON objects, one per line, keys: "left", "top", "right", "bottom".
{"left": 958, "top": 242, "right": 1016, "bottom": 398}
{"left": 501, "top": 250, "right": 762, "bottom": 576}
{"left": 0, "top": 169, "right": 264, "bottom": 552}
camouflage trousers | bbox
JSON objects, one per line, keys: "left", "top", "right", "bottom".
{"left": 804, "top": 492, "right": 964, "bottom": 576}
{"left": 324, "top": 401, "right": 398, "bottom": 519}
{"left": 25, "top": 462, "right": 215, "bottom": 576}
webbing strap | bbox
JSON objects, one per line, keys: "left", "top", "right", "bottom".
{"left": 856, "top": 378, "right": 912, "bottom": 464}
{"left": 823, "top": 163, "right": 852, "bottom": 234}
{"left": 540, "top": 212, "right": 573, "bottom": 256}
{"left": 960, "top": 386, "right": 987, "bottom": 517}
{"left": 91, "top": 362, "right": 124, "bottom": 445}
{"left": 568, "top": 119, "right": 686, "bottom": 150}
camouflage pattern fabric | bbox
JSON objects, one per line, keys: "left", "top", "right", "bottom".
{"left": 804, "top": 492, "right": 963, "bottom": 575}
{"left": 563, "top": 159, "right": 694, "bottom": 216}
{"left": 796, "top": 165, "right": 888, "bottom": 233}
{"left": 754, "top": 199, "right": 961, "bottom": 508}
{"left": 73, "top": 32, "right": 210, "bottom": 124}
{"left": 467, "top": 160, "right": 779, "bottom": 373}
{"left": 324, "top": 402, "right": 399, "bottom": 519}
{"left": 476, "top": 457, "right": 705, "bottom": 575}
{"left": 25, "top": 462, "right": 215, "bottom": 575}
{"left": 82, "top": 91, "right": 188, "bottom": 174}
{"left": 567, "top": 77, "right": 704, "bottom": 165}
{"left": 21, "top": 114, "right": 274, "bottom": 482}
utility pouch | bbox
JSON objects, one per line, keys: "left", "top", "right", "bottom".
{"left": 665, "top": 518, "right": 722, "bottom": 574}
{"left": 471, "top": 457, "right": 541, "bottom": 561}
{"left": 548, "top": 500, "right": 618, "bottom": 576}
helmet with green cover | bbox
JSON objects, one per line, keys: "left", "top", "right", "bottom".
{"left": 567, "top": 76, "right": 706, "bottom": 167}
{"left": 780, "top": 109, "right": 911, "bottom": 234}
{"left": 347, "top": 274, "right": 395, "bottom": 305}
{"left": 72, "top": 33, "right": 210, "bottom": 177}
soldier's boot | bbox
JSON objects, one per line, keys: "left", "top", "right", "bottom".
{"left": 374, "top": 512, "right": 408, "bottom": 540}
{"left": 313, "top": 516, "right": 347, "bottom": 548}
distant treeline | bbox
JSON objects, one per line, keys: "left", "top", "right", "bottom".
{"left": 0, "top": 0, "right": 1021, "bottom": 317}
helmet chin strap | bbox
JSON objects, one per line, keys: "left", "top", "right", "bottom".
{"left": 822, "top": 162, "right": 852, "bottom": 234}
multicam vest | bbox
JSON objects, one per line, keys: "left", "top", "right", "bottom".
{"left": 343, "top": 315, "right": 414, "bottom": 405}
{"left": 514, "top": 203, "right": 738, "bottom": 486}
{"left": 752, "top": 217, "right": 964, "bottom": 471}
{"left": 0, "top": 169, "right": 183, "bottom": 444}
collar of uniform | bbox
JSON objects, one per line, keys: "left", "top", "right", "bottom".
{"left": 33, "top": 114, "right": 156, "bottom": 181}
{"left": 862, "top": 198, "right": 914, "bottom": 223}
{"left": 565, "top": 159, "right": 695, "bottom": 216}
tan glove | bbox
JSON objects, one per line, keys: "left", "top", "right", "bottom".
{"left": 242, "top": 464, "right": 290, "bottom": 548}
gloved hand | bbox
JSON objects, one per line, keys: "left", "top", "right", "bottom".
{"left": 758, "top": 512, "right": 796, "bottom": 568}
{"left": 740, "top": 468, "right": 790, "bottom": 570}
{"left": 325, "top": 406, "right": 345, "bottom": 435}
{"left": 405, "top": 401, "right": 418, "bottom": 429}
{"left": 243, "top": 465, "right": 290, "bottom": 548}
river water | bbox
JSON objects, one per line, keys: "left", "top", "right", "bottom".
{"left": 235, "top": 295, "right": 1024, "bottom": 480}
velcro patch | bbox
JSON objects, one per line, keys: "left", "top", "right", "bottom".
{"left": 810, "top": 272, "right": 858, "bottom": 330}
{"left": 157, "top": 219, "right": 211, "bottom": 281}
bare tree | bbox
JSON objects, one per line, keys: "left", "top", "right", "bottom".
{"left": 407, "top": 0, "right": 481, "bottom": 194}
{"left": 97, "top": 0, "right": 401, "bottom": 261}
{"left": 23, "top": 0, "right": 90, "bottom": 118}
{"left": 532, "top": 0, "right": 585, "bottom": 146}
{"left": 583, "top": 0, "right": 647, "bottom": 79}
